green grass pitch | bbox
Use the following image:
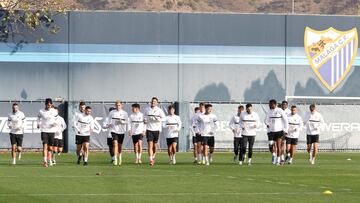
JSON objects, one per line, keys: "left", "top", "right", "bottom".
{"left": 0, "top": 152, "right": 359, "bottom": 203}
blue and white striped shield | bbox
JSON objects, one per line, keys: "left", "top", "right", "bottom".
{"left": 304, "top": 27, "right": 358, "bottom": 92}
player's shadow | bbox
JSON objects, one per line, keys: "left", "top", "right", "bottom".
{"left": 244, "top": 70, "right": 285, "bottom": 102}
{"left": 194, "top": 82, "right": 231, "bottom": 102}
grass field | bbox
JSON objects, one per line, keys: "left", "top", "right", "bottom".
{"left": 0, "top": 151, "right": 359, "bottom": 203}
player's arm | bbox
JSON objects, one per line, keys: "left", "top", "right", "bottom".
{"left": 280, "top": 109, "right": 289, "bottom": 133}
{"left": 62, "top": 118, "right": 67, "bottom": 132}
{"left": 177, "top": 117, "right": 182, "bottom": 132}
{"left": 264, "top": 112, "right": 270, "bottom": 128}
{"left": 37, "top": 112, "right": 41, "bottom": 129}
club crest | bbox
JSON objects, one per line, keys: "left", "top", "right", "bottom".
{"left": 304, "top": 27, "right": 358, "bottom": 92}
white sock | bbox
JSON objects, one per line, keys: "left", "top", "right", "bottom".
{"left": 287, "top": 153, "right": 290, "bottom": 157}
{"left": 205, "top": 156, "right": 209, "bottom": 163}
{"left": 281, "top": 154, "right": 285, "bottom": 161}
{"left": 289, "top": 158, "right": 293, "bottom": 162}
{"left": 309, "top": 152, "right": 313, "bottom": 160}
{"left": 136, "top": 153, "right": 139, "bottom": 159}
{"left": 277, "top": 157, "right": 281, "bottom": 163}
{"left": 43, "top": 157, "right": 47, "bottom": 163}
{"left": 119, "top": 153, "right": 122, "bottom": 161}
{"left": 84, "top": 156, "right": 88, "bottom": 162}
{"left": 150, "top": 155, "right": 153, "bottom": 161}
{"left": 173, "top": 154, "right": 176, "bottom": 159}
{"left": 272, "top": 152, "right": 276, "bottom": 157}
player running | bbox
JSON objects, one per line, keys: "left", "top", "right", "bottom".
{"left": 129, "top": 103, "right": 146, "bottom": 164}
{"left": 107, "top": 101, "right": 129, "bottom": 166}
{"left": 144, "top": 97, "right": 166, "bottom": 166}
{"left": 76, "top": 106, "right": 96, "bottom": 166}
{"left": 285, "top": 105, "right": 303, "bottom": 164}
{"left": 264, "top": 99, "right": 288, "bottom": 165}
{"left": 304, "top": 104, "right": 324, "bottom": 165}
{"left": 192, "top": 102, "right": 205, "bottom": 164}
{"left": 7, "top": 103, "right": 26, "bottom": 165}
{"left": 52, "top": 107, "right": 67, "bottom": 165}
{"left": 37, "top": 98, "right": 59, "bottom": 167}
{"left": 74, "top": 101, "right": 86, "bottom": 164}
{"left": 229, "top": 105, "right": 244, "bottom": 163}
{"left": 239, "top": 103, "right": 260, "bottom": 165}
{"left": 190, "top": 107, "right": 200, "bottom": 163}
{"left": 103, "top": 107, "right": 116, "bottom": 163}
{"left": 163, "top": 105, "right": 182, "bottom": 165}
{"left": 197, "top": 104, "right": 218, "bottom": 166}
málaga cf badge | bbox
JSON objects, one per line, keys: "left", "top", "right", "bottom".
{"left": 304, "top": 27, "right": 358, "bottom": 92}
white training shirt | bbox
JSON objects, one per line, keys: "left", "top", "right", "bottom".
{"left": 197, "top": 113, "right": 219, "bottom": 137}
{"left": 190, "top": 113, "right": 200, "bottom": 136}
{"left": 107, "top": 109, "right": 129, "bottom": 134}
{"left": 144, "top": 106, "right": 166, "bottom": 131}
{"left": 240, "top": 111, "right": 260, "bottom": 136}
{"left": 37, "top": 108, "right": 59, "bottom": 133}
{"left": 283, "top": 108, "right": 291, "bottom": 115}
{"left": 163, "top": 115, "right": 182, "bottom": 138}
{"left": 229, "top": 113, "right": 242, "bottom": 138}
{"left": 129, "top": 112, "right": 146, "bottom": 135}
{"left": 286, "top": 113, "right": 303, "bottom": 139}
{"left": 73, "top": 110, "right": 84, "bottom": 134}
{"left": 55, "top": 116, "right": 67, "bottom": 139}
{"left": 77, "top": 114, "right": 95, "bottom": 136}
{"left": 102, "top": 117, "right": 112, "bottom": 139}
{"left": 7, "top": 110, "right": 26, "bottom": 135}
{"left": 304, "top": 111, "right": 325, "bottom": 135}
{"left": 264, "top": 107, "right": 289, "bottom": 133}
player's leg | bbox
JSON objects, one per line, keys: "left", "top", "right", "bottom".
{"left": 172, "top": 140, "right": 177, "bottom": 164}
{"left": 285, "top": 138, "right": 291, "bottom": 163}
{"left": 196, "top": 134, "right": 203, "bottom": 164}
{"left": 41, "top": 132, "right": 49, "bottom": 167}
{"left": 268, "top": 133, "right": 276, "bottom": 164}
{"left": 239, "top": 136, "right": 248, "bottom": 165}
{"left": 107, "top": 137, "right": 114, "bottom": 163}
{"left": 52, "top": 139, "right": 58, "bottom": 165}
{"left": 312, "top": 135, "right": 319, "bottom": 164}
{"left": 275, "top": 134, "right": 282, "bottom": 165}
{"left": 153, "top": 131, "right": 159, "bottom": 160}
{"left": 167, "top": 138, "right": 172, "bottom": 164}
{"left": 76, "top": 135, "right": 83, "bottom": 164}
{"left": 203, "top": 143, "right": 209, "bottom": 165}
{"left": 16, "top": 134, "right": 23, "bottom": 160}
{"left": 306, "top": 135, "right": 312, "bottom": 163}
{"left": 233, "top": 138, "right": 239, "bottom": 162}
{"left": 209, "top": 137, "right": 215, "bottom": 163}
{"left": 83, "top": 140, "right": 89, "bottom": 166}
{"left": 112, "top": 133, "right": 119, "bottom": 165}
{"left": 138, "top": 137, "right": 143, "bottom": 163}
{"left": 47, "top": 133, "right": 55, "bottom": 166}
{"left": 247, "top": 136, "right": 255, "bottom": 165}
{"left": 10, "top": 133, "right": 16, "bottom": 164}
{"left": 118, "top": 134, "right": 125, "bottom": 165}
{"left": 193, "top": 136, "right": 197, "bottom": 163}
{"left": 289, "top": 141, "right": 297, "bottom": 164}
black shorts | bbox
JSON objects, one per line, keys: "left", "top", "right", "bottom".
{"left": 195, "top": 133, "right": 203, "bottom": 143}
{"left": 41, "top": 132, "right": 55, "bottom": 146}
{"left": 208, "top": 136, "right": 215, "bottom": 148}
{"left": 202, "top": 136, "right": 211, "bottom": 145}
{"left": 76, "top": 135, "right": 90, "bottom": 145}
{"left": 166, "top": 137, "right": 178, "bottom": 146}
{"left": 285, "top": 137, "right": 298, "bottom": 145}
{"left": 192, "top": 136, "right": 197, "bottom": 144}
{"left": 107, "top": 137, "right": 113, "bottom": 146}
{"left": 111, "top": 132, "right": 125, "bottom": 144}
{"left": 269, "top": 131, "right": 284, "bottom": 141}
{"left": 54, "top": 138, "right": 63, "bottom": 148}
{"left": 10, "top": 133, "right": 23, "bottom": 146}
{"left": 267, "top": 132, "right": 274, "bottom": 141}
{"left": 132, "top": 134, "right": 143, "bottom": 144}
{"left": 307, "top": 134, "right": 319, "bottom": 144}
{"left": 146, "top": 130, "right": 160, "bottom": 143}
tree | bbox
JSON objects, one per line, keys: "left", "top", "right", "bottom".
{"left": 0, "top": 0, "right": 79, "bottom": 52}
